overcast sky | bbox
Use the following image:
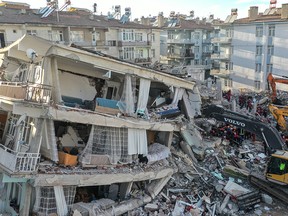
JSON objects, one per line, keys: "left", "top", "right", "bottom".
{"left": 4, "top": 0, "right": 288, "bottom": 20}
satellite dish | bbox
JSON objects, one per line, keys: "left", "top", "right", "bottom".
{"left": 26, "top": 48, "right": 38, "bottom": 62}
{"left": 103, "top": 70, "right": 111, "bottom": 79}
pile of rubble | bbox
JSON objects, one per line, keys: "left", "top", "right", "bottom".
{"left": 127, "top": 135, "right": 287, "bottom": 216}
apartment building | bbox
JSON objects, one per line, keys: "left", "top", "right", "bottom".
{"left": 0, "top": 1, "right": 160, "bottom": 67}
{"left": 158, "top": 12, "right": 214, "bottom": 78}
{"left": 212, "top": 2, "right": 288, "bottom": 92}
{"left": 210, "top": 9, "right": 237, "bottom": 91}
{"left": 0, "top": 34, "right": 201, "bottom": 215}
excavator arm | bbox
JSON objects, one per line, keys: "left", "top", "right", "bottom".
{"left": 202, "top": 104, "right": 286, "bottom": 151}
{"left": 267, "top": 73, "right": 288, "bottom": 104}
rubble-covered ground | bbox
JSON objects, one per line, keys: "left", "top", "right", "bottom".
{"left": 125, "top": 89, "right": 288, "bottom": 216}
{"left": 125, "top": 136, "right": 287, "bottom": 216}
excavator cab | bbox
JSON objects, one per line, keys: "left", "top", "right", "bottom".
{"left": 266, "top": 150, "right": 288, "bottom": 185}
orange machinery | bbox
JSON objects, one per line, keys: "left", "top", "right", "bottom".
{"left": 267, "top": 72, "right": 288, "bottom": 104}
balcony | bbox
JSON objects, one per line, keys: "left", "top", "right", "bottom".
{"left": 210, "top": 68, "right": 230, "bottom": 77}
{"left": 211, "top": 53, "right": 230, "bottom": 60}
{"left": 167, "top": 38, "right": 195, "bottom": 44}
{"left": 211, "top": 37, "right": 232, "bottom": 44}
{"left": 118, "top": 41, "right": 151, "bottom": 47}
{"left": 134, "top": 57, "right": 152, "bottom": 63}
{"left": 0, "top": 144, "right": 40, "bottom": 174}
{"left": 167, "top": 53, "right": 195, "bottom": 59}
{"left": 0, "top": 82, "right": 52, "bottom": 104}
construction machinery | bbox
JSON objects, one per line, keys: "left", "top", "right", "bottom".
{"left": 268, "top": 103, "right": 288, "bottom": 133}
{"left": 266, "top": 73, "right": 288, "bottom": 132}
{"left": 267, "top": 72, "right": 288, "bottom": 104}
{"left": 202, "top": 104, "right": 288, "bottom": 203}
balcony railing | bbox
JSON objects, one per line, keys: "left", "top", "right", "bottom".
{"left": 118, "top": 41, "right": 151, "bottom": 47}
{"left": 25, "top": 83, "right": 52, "bottom": 103}
{"left": 0, "top": 82, "right": 52, "bottom": 104}
{"left": 211, "top": 53, "right": 230, "bottom": 60}
{"left": 0, "top": 144, "right": 40, "bottom": 173}
{"left": 134, "top": 57, "right": 152, "bottom": 63}
{"left": 167, "top": 38, "right": 196, "bottom": 44}
{"left": 211, "top": 37, "right": 232, "bottom": 44}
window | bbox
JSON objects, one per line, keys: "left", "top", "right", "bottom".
{"left": 122, "top": 30, "right": 134, "bottom": 41}
{"left": 26, "top": 30, "right": 37, "bottom": 36}
{"left": 151, "top": 49, "right": 155, "bottom": 58}
{"left": 225, "top": 62, "right": 233, "bottom": 70}
{"left": 194, "top": 32, "right": 200, "bottom": 39}
{"left": 256, "top": 45, "right": 262, "bottom": 55}
{"left": 135, "top": 33, "right": 143, "bottom": 41}
{"left": 226, "top": 28, "right": 234, "bottom": 37}
{"left": 194, "top": 59, "right": 199, "bottom": 65}
{"left": 168, "top": 32, "right": 174, "bottom": 39}
{"left": 267, "top": 64, "right": 273, "bottom": 73}
{"left": 267, "top": 157, "right": 288, "bottom": 175}
{"left": 194, "top": 46, "right": 200, "bottom": 53}
{"left": 230, "top": 46, "right": 234, "bottom": 55}
{"left": 70, "top": 31, "right": 84, "bottom": 42}
{"left": 123, "top": 47, "right": 134, "bottom": 60}
{"left": 268, "top": 25, "right": 275, "bottom": 37}
{"left": 92, "top": 31, "right": 100, "bottom": 44}
{"left": 54, "top": 30, "right": 64, "bottom": 42}
{"left": 136, "top": 49, "right": 143, "bottom": 58}
{"left": 268, "top": 45, "right": 274, "bottom": 55}
{"left": 48, "top": 30, "right": 53, "bottom": 41}
{"left": 224, "top": 78, "right": 233, "bottom": 87}
{"left": 225, "top": 62, "right": 229, "bottom": 70}
{"left": 254, "top": 80, "right": 261, "bottom": 90}
{"left": 255, "top": 63, "right": 261, "bottom": 73}
{"left": 151, "top": 33, "right": 155, "bottom": 42}
{"left": 256, "top": 26, "right": 263, "bottom": 37}
{"left": 107, "top": 40, "right": 117, "bottom": 46}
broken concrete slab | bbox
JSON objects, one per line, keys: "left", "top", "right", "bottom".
{"left": 144, "top": 203, "right": 159, "bottom": 211}
{"left": 172, "top": 200, "right": 185, "bottom": 216}
{"left": 224, "top": 181, "right": 250, "bottom": 197}
{"left": 262, "top": 193, "right": 273, "bottom": 205}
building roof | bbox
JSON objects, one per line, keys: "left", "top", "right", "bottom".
{"left": 163, "top": 17, "right": 213, "bottom": 30}
{"left": 0, "top": 6, "right": 154, "bottom": 29}
{"left": 233, "top": 7, "right": 288, "bottom": 24}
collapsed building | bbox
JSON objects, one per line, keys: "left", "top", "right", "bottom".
{"left": 0, "top": 35, "right": 204, "bottom": 215}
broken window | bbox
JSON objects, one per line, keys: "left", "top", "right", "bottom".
{"left": 80, "top": 125, "right": 133, "bottom": 165}
{"left": 117, "top": 74, "right": 136, "bottom": 116}
{"left": 136, "top": 78, "right": 151, "bottom": 116}
{"left": 33, "top": 186, "right": 76, "bottom": 215}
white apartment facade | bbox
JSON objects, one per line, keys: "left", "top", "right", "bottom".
{"left": 214, "top": 4, "right": 288, "bottom": 92}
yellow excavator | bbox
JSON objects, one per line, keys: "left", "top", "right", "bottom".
{"left": 202, "top": 104, "right": 288, "bottom": 203}
{"left": 268, "top": 104, "right": 288, "bottom": 133}
{"left": 266, "top": 73, "right": 288, "bottom": 133}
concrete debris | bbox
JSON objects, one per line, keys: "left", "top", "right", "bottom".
{"left": 261, "top": 193, "right": 273, "bottom": 205}
{"left": 224, "top": 180, "right": 250, "bottom": 197}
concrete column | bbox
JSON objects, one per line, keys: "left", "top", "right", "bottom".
{"left": 19, "top": 183, "right": 32, "bottom": 216}
{"left": 51, "top": 57, "right": 62, "bottom": 104}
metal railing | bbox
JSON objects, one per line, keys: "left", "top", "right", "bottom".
{"left": 0, "top": 144, "right": 40, "bottom": 173}
{"left": 0, "top": 81, "right": 52, "bottom": 104}
{"left": 25, "top": 83, "right": 52, "bottom": 104}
